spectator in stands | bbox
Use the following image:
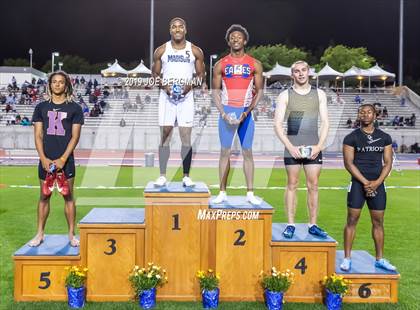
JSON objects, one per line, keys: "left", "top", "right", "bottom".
{"left": 410, "top": 113, "right": 416, "bottom": 127}
{"left": 392, "top": 140, "right": 398, "bottom": 153}
{"left": 6, "top": 94, "right": 16, "bottom": 105}
{"left": 89, "top": 93, "right": 97, "bottom": 104}
{"left": 124, "top": 89, "right": 129, "bottom": 99}
{"left": 135, "top": 94, "right": 143, "bottom": 110}
{"left": 346, "top": 118, "right": 352, "bottom": 128}
{"left": 392, "top": 116, "right": 399, "bottom": 127}
{"left": 6, "top": 113, "right": 15, "bottom": 125}
{"left": 89, "top": 104, "right": 101, "bottom": 117}
{"left": 12, "top": 76, "right": 17, "bottom": 89}
{"left": 15, "top": 114, "right": 21, "bottom": 125}
{"left": 80, "top": 76, "right": 86, "bottom": 84}
{"left": 87, "top": 79, "right": 93, "bottom": 89}
{"left": 75, "top": 76, "right": 80, "bottom": 85}
{"left": 145, "top": 94, "right": 151, "bottom": 104}
{"left": 99, "top": 99, "right": 107, "bottom": 110}
{"left": 352, "top": 118, "right": 360, "bottom": 128}
{"left": 93, "top": 79, "right": 99, "bottom": 88}
{"left": 410, "top": 143, "right": 419, "bottom": 153}
{"left": 354, "top": 95, "right": 363, "bottom": 104}
{"left": 94, "top": 88, "right": 101, "bottom": 97}
{"left": 21, "top": 116, "right": 31, "bottom": 126}
{"left": 400, "top": 96, "right": 405, "bottom": 106}
{"left": 119, "top": 118, "right": 126, "bottom": 127}
{"left": 382, "top": 106, "right": 388, "bottom": 118}
{"left": 123, "top": 99, "right": 131, "bottom": 112}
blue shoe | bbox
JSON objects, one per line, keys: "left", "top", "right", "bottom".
{"left": 375, "top": 258, "right": 396, "bottom": 271}
{"left": 308, "top": 225, "right": 328, "bottom": 238}
{"left": 282, "top": 225, "right": 295, "bottom": 239}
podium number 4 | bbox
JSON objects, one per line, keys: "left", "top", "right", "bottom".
{"left": 104, "top": 238, "right": 117, "bottom": 255}
{"left": 39, "top": 272, "right": 51, "bottom": 289}
{"left": 294, "top": 257, "right": 308, "bottom": 275}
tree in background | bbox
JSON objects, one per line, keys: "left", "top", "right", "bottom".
{"left": 3, "top": 58, "right": 30, "bottom": 67}
{"left": 319, "top": 45, "right": 375, "bottom": 72}
{"left": 41, "top": 55, "right": 91, "bottom": 73}
{"left": 246, "top": 44, "right": 310, "bottom": 71}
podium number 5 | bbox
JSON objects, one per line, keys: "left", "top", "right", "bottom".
{"left": 294, "top": 257, "right": 308, "bottom": 274}
{"left": 104, "top": 238, "right": 117, "bottom": 255}
{"left": 39, "top": 272, "right": 51, "bottom": 289}
{"left": 234, "top": 229, "right": 246, "bottom": 246}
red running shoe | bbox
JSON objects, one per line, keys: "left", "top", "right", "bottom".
{"left": 41, "top": 172, "right": 56, "bottom": 197}
{"left": 56, "top": 171, "right": 70, "bottom": 196}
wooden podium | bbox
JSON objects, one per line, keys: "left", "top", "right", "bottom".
{"left": 336, "top": 250, "right": 400, "bottom": 303}
{"left": 78, "top": 208, "right": 145, "bottom": 301}
{"left": 13, "top": 235, "right": 80, "bottom": 301}
{"left": 208, "top": 196, "right": 273, "bottom": 301}
{"left": 271, "top": 223, "right": 337, "bottom": 303}
{"left": 143, "top": 182, "right": 210, "bottom": 301}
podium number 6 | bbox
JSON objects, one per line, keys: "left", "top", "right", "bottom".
{"left": 104, "top": 238, "right": 117, "bottom": 255}
{"left": 39, "top": 271, "right": 51, "bottom": 289}
{"left": 358, "top": 283, "right": 372, "bottom": 298}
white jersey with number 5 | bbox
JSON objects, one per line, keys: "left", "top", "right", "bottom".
{"left": 161, "top": 41, "right": 195, "bottom": 81}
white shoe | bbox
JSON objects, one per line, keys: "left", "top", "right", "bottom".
{"left": 246, "top": 191, "right": 262, "bottom": 205}
{"left": 340, "top": 257, "right": 352, "bottom": 271}
{"left": 212, "top": 191, "right": 227, "bottom": 204}
{"left": 154, "top": 176, "right": 167, "bottom": 187}
{"left": 182, "top": 176, "right": 195, "bottom": 187}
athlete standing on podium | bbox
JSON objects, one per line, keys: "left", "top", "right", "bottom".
{"left": 274, "top": 60, "right": 329, "bottom": 239}
{"left": 340, "top": 104, "right": 396, "bottom": 272}
{"left": 212, "top": 24, "right": 263, "bottom": 205}
{"left": 152, "top": 17, "right": 205, "bottom": 187}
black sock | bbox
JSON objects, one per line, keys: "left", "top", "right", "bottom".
{"left": 159, "top": 145, "right": 170, "bottom": 175}
{"left": 181, "top": 145, "right": 192, "bottom": 175}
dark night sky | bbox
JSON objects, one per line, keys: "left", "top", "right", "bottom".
{"left": 1, "top": 0, "right": 419, "bottom": 78}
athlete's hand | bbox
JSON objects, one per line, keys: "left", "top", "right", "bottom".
{"left": 287, "top": 145, "right": 302, "bottom": 159}
{"left": 182, "top": 85, "right": 192, "bottom": 96}
{"left": 367, "top": 180, "right": 381, "bottom": 192}
{"left": 238, "top": 112, "right": 248, "bottom": 123}
{"left": 40, "top": 157, "right": 53, "bottom": 172}
{"left": 310, "top": 145, "right": 322, "bottom": 160}
{"left": 54, "top": 157, "right": 66, "bottom": 170}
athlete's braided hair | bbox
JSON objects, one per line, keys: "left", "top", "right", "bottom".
{"left": 47, "top": 71, "right": 74, "bottom": 103}
{"left": 225, "top": 24, "right": 249, "bottom": 43}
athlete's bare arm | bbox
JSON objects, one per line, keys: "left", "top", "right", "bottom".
{"left": 239, "top": 60, "right": 263, "bottom": 122}
{"left": 311, "top": 89, "right": 329, "bottom": 159}
{"left": 274, "top": 90, "right": 302, "bottom": 159}
{"left": 152, "top": 44, "right": 170, "bottom": 95}
{"left": 212, "top": 60, "right": 224, "bottom": 116}
{"left": 343, "top": 144, "right": 370, "bottom": 187}
{"left": 368, "top": 144, "right": 392, "bottom": 193}
{"left": 54, "top": 124, "right": 82, "bottom": 170}
{"left": 34, "top": 122, "right": 52, "bottom": 171}
{"left": 192, "top": 45, "right": 206, "bottom": 89}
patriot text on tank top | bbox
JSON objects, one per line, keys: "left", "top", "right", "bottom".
{"left": 286, "top": 87, "right": 320, "bottom": 145}
{"left": 220, "top": 54, "right": 255, "bottom": 107}
{"left": 161, "top": 41, "right": 195, "bottom": 82}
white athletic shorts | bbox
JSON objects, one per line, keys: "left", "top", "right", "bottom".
{"left": 158, "top": 90, "right": 194, "bottom": 127}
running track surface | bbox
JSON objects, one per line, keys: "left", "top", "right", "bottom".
{"left": 1, "top": 150, "right": 418, "bottom": 170}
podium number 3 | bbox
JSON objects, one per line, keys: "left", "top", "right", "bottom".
{"left": 294, "top": 257, "right": 308, "bottom": 274}
{"left": 104, "top": 238, "right": 117, "bottom": 255}
{"left": 39, "top": 272, "right": 51, "bottom": 289}
{"left": 234, "top": 229, "right": 246, "bottom": 246}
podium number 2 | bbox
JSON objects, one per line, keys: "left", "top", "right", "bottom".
{"left": 358, "top": 283, "right": 372, "bottom": 298}
{"left": 234, "top": 229, "right": 246, "bottom": 246}
{"left": 104, "top": 238, "right": 116, "bottom": 255}
{"left": 172, "top": 214, "right": 181, "bottom": 230}
{"left": 294, "top": 257, "right": 307, "bottom": 274}
{"left": 39, "top": 272, "right": 51, "bottom": 289}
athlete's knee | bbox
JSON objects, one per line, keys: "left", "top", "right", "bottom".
{"left": 371, "top": 216, "right": 384, "bottom": 228}
{"left": 242, "top": 149, "right": 253, "bottom": 160}
{"left": 306, "top": 179, "right": 319, "bottom": 192}
{"left": 220, "top": 148, "right": 231, "bottom": 158}
{"left": 287, "top": 178, "right": 299, "bottom": 191}
{"left": 39, "top": 194, "right": 51, "bottom": 202}
{"left": 347, "top": 214, "right": 360, "bottom": 227}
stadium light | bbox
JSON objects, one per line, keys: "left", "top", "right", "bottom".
{"left": 51, "top": 52, "right": 60, "bottom": 73}
{"left": 28, "top": 48, "right": 33, "bottom": 69}
{"left": 58, "top": 62, "right": 63, "bottom": 71}
{"left": 209, "top": 54, "right": 218, "bottom": 90}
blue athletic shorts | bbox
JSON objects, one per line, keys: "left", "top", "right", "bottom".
{"left": 218, "top": 105, "right": 254, "bottom": 150}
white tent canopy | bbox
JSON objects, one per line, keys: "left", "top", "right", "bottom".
{"left": 343, "top": 66, "right": 368, "bottom": 78}
{"left": 101, "top": 59, "right": 128, "bottom": 77}
{"left": 127, "top": 60, "right": 152, "bottom": 77}
{"left": 367, "top": 63, "right": 395, "bottom": 81}
{"left": 317, "top": 63, "right": 343, "bottom": 79}
{"left": 264, "top": 63, "right": 291, "bottom": 78}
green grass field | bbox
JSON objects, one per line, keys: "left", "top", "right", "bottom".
{"left": 1, "top": 166, "right": 419, "bottom": 309}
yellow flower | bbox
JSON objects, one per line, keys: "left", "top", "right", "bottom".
{"left": 216, "top": 273, "right": 221, "bottom": 280}
{"left": 208, "top": 269, "right": 213, "bottom": 273}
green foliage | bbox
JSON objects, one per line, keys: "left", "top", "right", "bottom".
{"left": 320, "top": 45, "right": 375, "bottom": 72}
{"left": 261, "top": 267, "right": 294, "bottom": 292}
{"left": 196, "top": 269, "right": 220, "bottom": 291}
{"left": 246, "top": 44, "right": 309, "bottom": 71}
{"left": 128, "top": 263, "right": 167, "bottom": 295}
{"left": 64, "top": 265, "right": 87, "bottom": 288}
{"left": 3, "top": 58, "right": 30, "bottom": 67}
{"left": 322, "top": 274, "right": 350, "bottom": 296}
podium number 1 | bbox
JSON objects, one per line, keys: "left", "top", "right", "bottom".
{"left": 39, "top": 271, "right": 51, "bottom": 289}
{"left": 294, "top": 257, "right": 308, "bottom": 274}
{"left": 104, "top": 238, "right": 117, "bottom": 255}
{"left": 172, "top": 214, "right": 181, "bottom": 230}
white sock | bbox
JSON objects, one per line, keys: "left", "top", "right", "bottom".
{"left": 287, "top": 223, "right": 296, "bottom": 227}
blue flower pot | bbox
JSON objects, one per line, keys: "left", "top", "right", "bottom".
{"left": 325, "top": 289, "right": 342, "bottom": 310}
{"left": 264, "top": 289, "right": 283, "bottom": 310}
{"left": 202, "top": 288, "right": 219, "bottom": 309}
{"left": 139, "top": 287, "right": 157, "bottom": 309}
{"left": 67, "top": 286, "right": 86, "bottom": 308}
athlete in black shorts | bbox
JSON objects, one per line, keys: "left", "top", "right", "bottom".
{"left": 29, "top": 71, "right": 84, "bottom": 247}
{"left": 340, "top": 103, "right": 396, "bottom": 271}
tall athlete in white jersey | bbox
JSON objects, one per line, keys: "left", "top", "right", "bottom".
{"left": 152, "top": 17, "right": 205, "bottom": 187}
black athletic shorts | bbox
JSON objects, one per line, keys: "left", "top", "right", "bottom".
{"left": 284, "top": 151, "right": 323, "bottom": 166}
{"left": 347, "top": 180, "right": 386, "bottom": 211}
{"left": 38, "top": 157, "right": 76, "bottom": 180}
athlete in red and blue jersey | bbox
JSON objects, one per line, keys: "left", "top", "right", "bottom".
{"left": 212, "top": 24, "right": 263, "bottom": 205}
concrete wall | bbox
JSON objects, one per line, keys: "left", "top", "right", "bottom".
{"left": 1, "top": 126, "right": 418, "bottom": 153}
